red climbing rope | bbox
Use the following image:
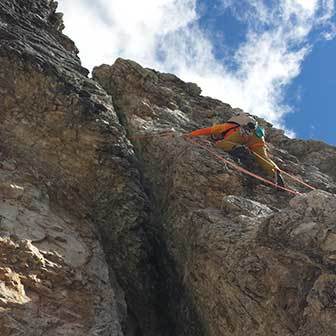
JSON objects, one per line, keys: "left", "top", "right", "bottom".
{"left": 186, "top": 134, "right": 316, "bottom": 192}
{"left": 278, "top": 169, "right": 316, "bottom": 191}
{"left": 129, "top": 129, "right": 315, "bottom": 195}
{"left": 228, "top": 142, "right": 316, "bottom": 191}
{"left": 242, "top": 144, "right": 316, "bottom": 191}
{"left": 186, "top": 138, "right": 301, "bottom": 196}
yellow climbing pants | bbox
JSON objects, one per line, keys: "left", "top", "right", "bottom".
{"left": 215, "top": 130, "right": 278, "bottom": 177}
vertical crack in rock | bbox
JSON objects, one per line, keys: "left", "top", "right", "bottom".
{"left": 0, "top": 1, "right": 171, "bottom": 335}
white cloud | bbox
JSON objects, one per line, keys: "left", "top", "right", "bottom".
{"left": 57, "top": 0, "right": 335, "bottom": 129}
{"left": 58, "top": 0, "right": 196, "bottom": 69}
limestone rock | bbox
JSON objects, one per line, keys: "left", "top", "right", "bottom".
{"left": 94, "top": 58, "right": 336, "bottom": 335}
{"left": 0, "top": 1, "right": 168, "bottom": 335}
{"left": 0, "top": 163, "right": 122, "bottom": 336}
{"left": 1, "top": 1, "right": 336, "bottom": 335}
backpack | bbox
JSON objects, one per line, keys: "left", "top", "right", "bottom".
{"left": 227, "top": 113, "right": 257, "bottom": 128}
{"left": 227, "top": 112, "right": 265, "bottom": 137}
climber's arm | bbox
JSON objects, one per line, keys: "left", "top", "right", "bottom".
{"left": 189, "top": 127, "right": 213, "bottom": 137}
{"left": 188, "top": 124, "right": 227, "bottom": 137}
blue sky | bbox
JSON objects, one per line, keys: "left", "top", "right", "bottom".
{"left": 58, "top": 0, "right": 336, "bottom": 145}
{"left": 284, "top": 37, "right": 336, "bottom": 145}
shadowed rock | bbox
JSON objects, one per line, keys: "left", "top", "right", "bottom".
{"left": 0, "top": 1, "right": 170, "bottom": 335}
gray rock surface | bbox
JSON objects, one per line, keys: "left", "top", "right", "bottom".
{"left": 93, "top": 59, "right": 336, "bottom": 335}
{"left": 1, "top": 1, "right": 336, "bottom": 335}
{"left": 0, "top": 1, "right": 169, "bottom": 335}
{"left": 0, "top": 158, "right": 122, "bottom": 336}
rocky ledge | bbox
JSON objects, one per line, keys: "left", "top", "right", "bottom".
{"left": 1, "top": 1, "right": 336, "bottom": 336}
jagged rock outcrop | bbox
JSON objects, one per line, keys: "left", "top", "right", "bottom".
{"left": 93, "top": 59, "right": 336, "bottom": 335}
{"left": 1, "top": 1, "right": 336, "bottom": 335}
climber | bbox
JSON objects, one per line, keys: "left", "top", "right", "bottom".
{"left": 186, "top": 112, "right": 285, "bottom": 188}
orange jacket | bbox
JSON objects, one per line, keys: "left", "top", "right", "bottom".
{"left": 189, "top": 123, "right": 265, "bottom": 150}
{"left": 189, "top": 122, "right": 239, "bottom": 138}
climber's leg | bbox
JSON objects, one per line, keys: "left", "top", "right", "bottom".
{"left": 247, "top": 134, "right": 279, "bottom": 178}
{"left": 251, "top": 145, "right": 278, "bottom": 176}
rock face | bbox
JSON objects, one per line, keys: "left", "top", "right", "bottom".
{"left": 0, "top": 160, "right": 122, "bottom": 335}
{"left": 1, "top": 1, "right": 336, "bottom": 336}
{"left": 93, "top": 59, "right": 336, "bottom": 335}
{"left": 0, "top": 1, "right": 168, "bottom": 335}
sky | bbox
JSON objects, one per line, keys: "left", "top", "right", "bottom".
{"left": 57, "top": 0, "right": 336, "bottom": 145}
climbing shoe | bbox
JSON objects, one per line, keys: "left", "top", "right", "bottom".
{"left": 275, "top": 170, "right": 285, "bottom": 190}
